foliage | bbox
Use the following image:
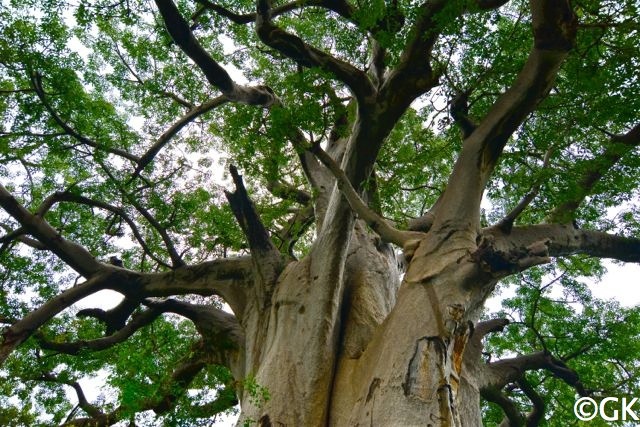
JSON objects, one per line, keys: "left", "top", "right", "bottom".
{"left": 0, "top": 0, "right": 639, "bottom": 425}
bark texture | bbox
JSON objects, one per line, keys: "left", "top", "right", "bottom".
{"left": 3, "top": 0, "right": 640, "bottom": 425}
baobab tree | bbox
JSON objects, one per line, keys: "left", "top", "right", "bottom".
{"left": 1, "top": 0, "right": 639, "bottom": 425}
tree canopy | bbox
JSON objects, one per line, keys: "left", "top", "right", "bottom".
{"left": 1, "top": 0, "right": 639, "bottom": 425}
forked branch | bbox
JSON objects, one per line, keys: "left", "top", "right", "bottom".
{"left": 35, "top": 306, "right": 164, "bottom": 355}
{"left": 38, "top": 372, "right": 105, "bottom": 419}
{"left": 481, "top": 350, "right": 588, "bottom": 396}
{"left": 155, "top": 0, "right": 277, "bottom": 106}
{"left": 0, "top": 184, "right": 102, "bottom": 276}
{"left": 255, "top": 0, "right": 374, "bottom": 102}
{"left": 35, "top": 190, "right": 170, "bottom": 268}
{"left": 309, "top": 144, "right": 424, "bottom": 247}
{"left": 430, "top": 0, "right": 576, "bottom": 230}
{"left": 0, "top": 272, "right": 111, "bottom": 366}
{"left": 225, "top": 166, "right": 284, "bottom": 288}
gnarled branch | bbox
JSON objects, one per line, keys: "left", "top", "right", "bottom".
{"left": 255, "top": 0, "right": 374, "bottom": 102}
{"left": 481, "top": 350, "right": 588, "bottom": 396}
{"left": 155, "top": 0, "right": 277, "bottom": 106}
{"left": 481, "top": 386, "right": 525, "bottom": 426}
{"left": 143, "top": 299, "right": 244, "bottom": 371}
{"left": 37, "top": 372, "right": 105, "bottom": 419}
{"left": 139, "top": 256, "right": 253, "bottom": 317}
{"left": 36, "top": 306, "right": 163, "bottom": 355}
{"left": 519, "top": 377, "right": 545, "bottom": 426}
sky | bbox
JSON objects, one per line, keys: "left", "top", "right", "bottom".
{"left": 2, "top": 5, "right": 638, "bottom": 425}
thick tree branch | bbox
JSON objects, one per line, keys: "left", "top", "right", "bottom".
{"left": 155, "top": 0, "right": 277, "bottom": 106}
{"left": 139, "top": 256, "right": 253, "bottom": 317}
{"left": 143, "top": 299, "right": 244, "bottom": 370}
{"left": 297, "top": 150, "right": 330, "bottom": 192}
{"left": 431, "top": 0, "right": 576, "bottom": 230}
{"left": 77, "top": 297, "right": 141, "bottom": 336}
{"left": 30, "top": 73, "right": 141, "bottom": 164}
{"left": 60, "top": 341, "right": 230, "bottom": 426}
{"left": 450, "top": 91, "right": 477, "bottom": 139}
{"left": 472, "top": 318, "right": 510, "bottom": 347}
{"left": 481, "top": 350, "right": 587, "bottom": 396}
{"left": 291, "top": 98, "right": 348, "bottom": 193}
{"left": 40, "top": 301, "right": 241, "bottom": 425}
{"left": 474, "top": 0, "right": 511, "bottom": 10}
{"left": 186, "top": 385, "right": 238, "bottom": 418}
{"left": 407, "top": 203, "right": 439, "bottom": 233}
{"left": 196, "top": 0, "right": 403, "bottom": 40}
{"left": 379, "top": 0, "right": 444, "bottom": 110}
{"left": 519, "top": 378, "right": 545, "bottom": 426}
{"left": 36, "top": 306, "right": 163, "bottom": 355}
{"left": 481, "top": 387, "right": 525, "bottom": 427}
{"left": 486, "top": 223, "right": 640, "bottom": 264}
{"left": 150, "top": 353, "right": 208, "bottom": 415}
{"left": 0, "top": 272, "right": 111, "bottom": 366}
{"left": 255, "top": 0, "right": 375, "bottom": 102}
{"left": 310, "top": 144, "right": 425, "bottom": 247}
{"left": 464, "top": 318, "right": 510, "bottom": 364}
{"left": 196, "top": 0, "right": 324, "bottom": 24}
{"left": 547, "top": 122, "right": 640, "bottom": 223}
{"left": 0, "top": 225, "right": 47, "bottom": 251}
{"left": 0, "top": 184, "right": 103, "bottom": 276}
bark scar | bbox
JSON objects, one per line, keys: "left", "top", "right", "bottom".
{"left": 403, "top": 336, "right": 447, "bottom": 399}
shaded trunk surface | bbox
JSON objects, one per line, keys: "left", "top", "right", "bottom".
{"left": 236, "top": 226, "right": 491, "bottom": 426}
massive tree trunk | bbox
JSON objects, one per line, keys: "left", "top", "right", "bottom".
{"left": 4, "top": 0, "right": 640, "bottom": 425}
{"left": 235, "top": 224, "right": 499, "bottom": 425}
{"left": 236, "top": 221, "right": 403, "bottom": 425}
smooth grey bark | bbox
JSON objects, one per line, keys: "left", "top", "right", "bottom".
{"left": 4, "top": 0, "right": 640, "bottom": 425}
